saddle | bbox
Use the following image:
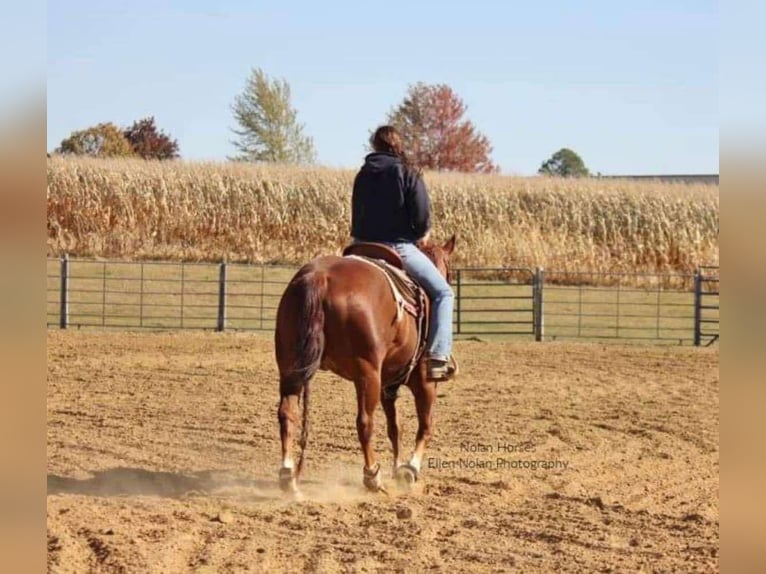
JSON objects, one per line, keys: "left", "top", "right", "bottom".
{"left": 342, "top": 242, "right": 430, "bottom": 394}
{"left": 343, "top": 242, "right": 404, "bottom": 269}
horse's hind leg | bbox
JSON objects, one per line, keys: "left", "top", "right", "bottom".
{"left": 399, "top": 376, "right": 437, "bottom": 485}
{"left": 274, "top": 268, "right": 325, "bottom": 496}
{"left": 277, "top": 385, "right": 301, "bottom": 494}
{"left": 382, "top": 390, "right": 401, "bottom": 475}
{"left": 355, "top": 372, "right": 384, "bottom": 492}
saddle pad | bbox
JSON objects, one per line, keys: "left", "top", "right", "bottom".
{"left": 345, "top": 255, "right": 420, "bottom": 319}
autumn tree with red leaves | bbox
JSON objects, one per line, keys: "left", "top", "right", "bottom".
{"left": 123, "top": 116, "right": 180, "bottom": 160}
{"left": 386, "top": 83, "right": 498, "bottom": 173}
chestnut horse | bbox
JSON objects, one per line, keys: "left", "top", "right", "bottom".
{"left": 275, "top": 236, "right": 455, "bottom": 495}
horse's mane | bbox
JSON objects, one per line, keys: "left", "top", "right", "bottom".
{"left": 418, "top": 242, "right": 438, "bottom": 260}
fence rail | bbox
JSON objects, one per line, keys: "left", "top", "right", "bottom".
{"left": 46, "top": 257, "right": 718, "bottom": 346}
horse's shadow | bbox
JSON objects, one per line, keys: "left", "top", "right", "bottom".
{"left": 47, "top": 468, "right": 278, "bottom": 499}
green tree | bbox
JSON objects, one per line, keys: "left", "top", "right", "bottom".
{"left": 538, "top": 148, "right": 590, "bottom": 177}
{"left": 230, "top": 68, "right": 316, "bottom": 164}
{"left": 123, "top": 116, "right": 180, "bottom": 160}
{"left": 56, "top": 123, "right": 135, "bottom": 157}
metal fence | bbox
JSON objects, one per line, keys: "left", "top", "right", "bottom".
{"left": 47, "top": 257, "right": 718, "bottom": 346}
{"left": 694, "top": 266, "right": 720, "bottom": 346}
{"left": 48, "top": 257, "right": 295, "bottom": 331}
{"left": 544, "top": 270, "right": 700, "bottom": 344}
{"left": 452, "top": 267, "right": 537, "bottom": 338}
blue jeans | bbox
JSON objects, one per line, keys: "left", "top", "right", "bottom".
{"left": 387, "top": 242, "right": 454, "bottom": 361}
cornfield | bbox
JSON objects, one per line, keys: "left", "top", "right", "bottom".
{"left": 47, "top": 157, "right": 718, "bottom": 282}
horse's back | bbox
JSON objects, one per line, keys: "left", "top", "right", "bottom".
{"left": 292, "top": 254, "right": 388, "bottom": 291}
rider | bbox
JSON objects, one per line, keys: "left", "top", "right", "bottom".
{"left": 351, "top": 125, "right": 455, "bottom": 381}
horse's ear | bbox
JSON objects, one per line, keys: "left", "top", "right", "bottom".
{"left": 443, "top": 234, "right": 456, "bottom": 255}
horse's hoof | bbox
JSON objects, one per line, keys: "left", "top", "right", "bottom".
{"left": 395, "top": 464, "right": 419, "bottom": 487}
{"left": 363, "top": 463, "right": 384, "bottom": 493}
{"left": 279, "top": 468, "right": 298, "bottom": 495}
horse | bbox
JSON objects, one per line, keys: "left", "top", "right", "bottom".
{"left": 274, "top": 235, "right": 456, "bottom": 495}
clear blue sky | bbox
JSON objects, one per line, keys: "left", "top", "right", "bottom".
{"left": 47, "top": 0, "right": 718, "bottom": 175}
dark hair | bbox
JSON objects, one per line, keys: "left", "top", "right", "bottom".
{"left": 370, "top": 125, "right": 415, "bottom": 171}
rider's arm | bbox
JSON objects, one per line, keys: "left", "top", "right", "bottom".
{"left": 404, "top": 171, "right": 431, "bottom": 240}
{"left": 351, "top": 172, "right": 364, "bottom": 239}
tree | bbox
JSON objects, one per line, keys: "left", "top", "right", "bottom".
{"left": 230, "top": 68, "right": 316, "bottom": 164}
{"left": 123, "top": 116, "right": 179, "bottom": 160}
{"left": 56, "top": 123, "right": 135, "bottom": 157}
{"left": 386, "top": 82, "right": 498, "bottom": 173}
{"left": 538, "top": 148, "right": 590, "bottom": 178}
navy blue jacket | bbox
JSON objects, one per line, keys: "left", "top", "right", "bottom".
{"left": 351, "top": 152, "right": 431, "bottom": 243}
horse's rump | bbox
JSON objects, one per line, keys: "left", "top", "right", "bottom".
{"left": 276, "top": 256, "right": 419, "bottom": 385}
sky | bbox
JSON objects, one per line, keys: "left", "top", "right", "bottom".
{"left": 46, "top": 0, "right": 718, "bottom": 175}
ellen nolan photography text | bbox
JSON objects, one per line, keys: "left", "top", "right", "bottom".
{"left": 427, "top": 440, "right": 569, "bottom": 472}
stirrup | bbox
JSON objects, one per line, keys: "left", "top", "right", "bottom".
{"left": 427, "top": 355, "right": 458, "bottom": 381}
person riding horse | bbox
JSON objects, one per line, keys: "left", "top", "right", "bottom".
{"left": 351, "top": 125, "right": 456, "bottom": 382}
{"left": 275, "top": 126, "right": 457, "bottom": 495}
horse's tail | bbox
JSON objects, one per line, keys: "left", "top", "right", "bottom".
{"left": 277, "top": 269, "right": 327, "bottom": 480}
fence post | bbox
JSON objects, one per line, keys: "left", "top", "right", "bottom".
{"left": 217, "top": 261, "right": 227, "bottom": 332}
{"left": 533, "top": 267, "right": 544, "bottom": 342}
{"left": 139, "top": 263, "right": 144, "bottom": 328}
{"left": 693, "top": 268, "right": 701, "bottom": 346}
{"left": 455, "top": 269, "right": 462, "bottom": 335}
{"left": 259, "top": 266, "right": 265, "bottom": 330}
{"left": 59, "top": 254, "right": 69, "bottom": 329}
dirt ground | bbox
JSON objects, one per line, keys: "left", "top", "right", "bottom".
{"left": 47, "top": 331, "right": 719, "bottom": 573}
